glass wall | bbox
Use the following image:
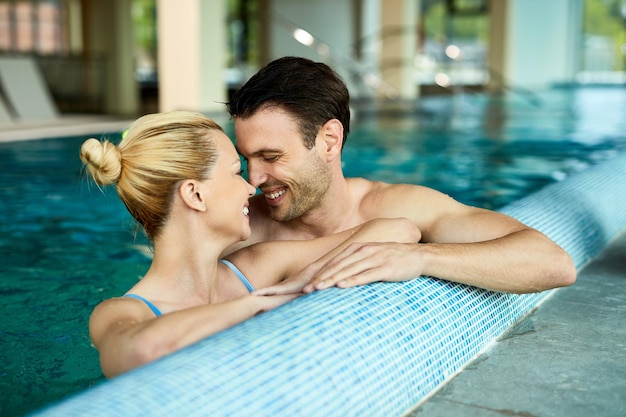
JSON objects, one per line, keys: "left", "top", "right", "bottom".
{"left": 418, "top": 0, "right": 489, "bottom": 88}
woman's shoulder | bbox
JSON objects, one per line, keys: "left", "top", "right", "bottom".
{"left": 90, "top": 296, "right": 154, "bottom": 324}
{"left": 89, "top": 296, "right": 155, "bottom": 344}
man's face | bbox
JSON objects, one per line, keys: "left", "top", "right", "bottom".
{"left": 234, "top": 106, "right": 331, "bottom": 222}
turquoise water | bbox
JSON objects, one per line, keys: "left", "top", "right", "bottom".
{"left": 1, "top": 87, "right": 625, "bottom": 416}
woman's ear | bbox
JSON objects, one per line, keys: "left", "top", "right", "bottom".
{"left": 179, "top": 180, "right": 207, "bottom": 212}
{"left": 320, "top": 119, "right": 344, "bottom": 161}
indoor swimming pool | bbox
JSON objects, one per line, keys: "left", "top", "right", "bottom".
{"left": 1, "top": 87, "right": 625, "bottom": 416}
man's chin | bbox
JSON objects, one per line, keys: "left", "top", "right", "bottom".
{"left": 268, "top": 207, "right": 294, "bottom": 223}
{"left": 268, "top": 210, "right": 286, "bottom": 222}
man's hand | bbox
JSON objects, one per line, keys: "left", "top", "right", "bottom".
{"left": 303, "top": 242, "right": 424, "bottom": 292}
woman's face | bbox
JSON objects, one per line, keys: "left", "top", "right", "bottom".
{"left": 205, "top": 132, "right": 256, "bottom": 242}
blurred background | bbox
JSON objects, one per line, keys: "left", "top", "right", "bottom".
{"left": 0, "top": 0, "right": 624, "bottom": 118}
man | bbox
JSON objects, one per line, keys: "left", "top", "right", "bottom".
{"left": 226, "top": 56, "right": 576, "bottom": 294}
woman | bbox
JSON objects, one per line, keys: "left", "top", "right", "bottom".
{"left": 80, "top": 111, "right": 419, "bottom": 378}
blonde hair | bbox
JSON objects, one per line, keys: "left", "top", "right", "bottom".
{"left": 80, "top": 111, "right": 223, "bottom": 240}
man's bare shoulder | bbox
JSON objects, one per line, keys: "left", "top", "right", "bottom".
{"left": 348, "top": 177, "right": 433, "bottom": 195}
{"left": 349, "top": 177, "right": 428, "bottom": 204}
{"left": 347, "top": 177, "right": 460, "bottom": 223}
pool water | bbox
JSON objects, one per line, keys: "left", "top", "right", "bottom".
{"left": 1, "top": 87, "right": 625, "bottom": 416}
{"left": 0, "top": 134, "right": 151, "bottom": 417}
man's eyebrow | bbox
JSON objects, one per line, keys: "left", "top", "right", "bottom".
{"left": 236, "top": 147, "right": 282, "bottom": 157}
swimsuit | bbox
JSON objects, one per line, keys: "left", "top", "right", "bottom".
{"left": 124, "top": 293, "right": 163, "bottom": 317}
{"left": 124, "top": 260, "right": 254, "bottom": 317}
{"left": 219, "top": 259, "right": 255, "bottom": 292}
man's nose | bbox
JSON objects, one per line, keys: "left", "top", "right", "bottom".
{"left": 246, "top": 160, "right": 267, "bottom": 187}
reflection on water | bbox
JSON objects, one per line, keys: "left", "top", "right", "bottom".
{"left": 1, "top": 87, "right": 625, "bottom": 416}
{"left": 346, "top": 87, "right": 626, "bottom": 209}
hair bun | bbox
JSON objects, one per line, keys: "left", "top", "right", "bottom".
{"left": 79, "top": 138, "right": 122, "bottom": 185}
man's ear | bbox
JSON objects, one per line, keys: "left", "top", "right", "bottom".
{"left": 179, "top": 180, "right": 207, "bottom": 212}
{"left": 320, "top": 119, "right": 344, "bottom": 161}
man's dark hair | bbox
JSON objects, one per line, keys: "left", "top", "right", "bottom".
{"left": 228, "top": 56, "right": 351, "bottom": 149}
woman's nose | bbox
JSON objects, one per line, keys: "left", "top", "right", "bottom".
{"left": 246, "top": 181, "right": 256, "bottom": 197}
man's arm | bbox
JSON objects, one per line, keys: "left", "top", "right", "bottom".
{"left": 305, "top": 184, "right": 576, "bottom": 294}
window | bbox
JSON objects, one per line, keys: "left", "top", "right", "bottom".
{"left": 0, "top": 0, "right": 67, "bottom": 54}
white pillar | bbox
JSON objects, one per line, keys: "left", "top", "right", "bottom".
{"left": 157, "top": 0, "right": 227, "bottom": 113}
{"left": 379, "top": 0, "right": 419, "bottom": 99}
{"left": 66, "top": 0, "right": 82, "bottom": 54}
{"left": 111, "top": 0, "right": 137, "bottom": 115}
{"left": 84, "top": 0, "right": 138, "bottom": 116}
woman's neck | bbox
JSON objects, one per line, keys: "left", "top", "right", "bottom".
{"left": 139, "top": 226, "right": 227, "bottom": 307}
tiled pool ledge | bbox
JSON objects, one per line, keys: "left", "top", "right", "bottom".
{"left": 404, "top": 228, "right": 626, "bottom": 417}
{"left": 30, "top": 152, "right": 626, "bottom": 417}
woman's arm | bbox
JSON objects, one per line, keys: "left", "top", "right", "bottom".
{"left": 233, "top": 217, "right": 421, "bottom": 294}
{"left": 90, "top": 219, "right": 418, "bottom": 378}
{"left": 89, "top": 293, "right": 296, "bottom": 378}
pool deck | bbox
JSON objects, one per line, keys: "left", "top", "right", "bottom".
{"left": 4, "top": 117, "right": 625, "bottom": 417}
{"left": 0, "top": 115, "right": 135, "bottom": 142}
{"left": 405, "top": 229, "right": 626, "bottom": 417}
{"left": 0, "top": 113, "right": 233, "bottom": 143}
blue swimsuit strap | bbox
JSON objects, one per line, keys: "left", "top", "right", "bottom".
{"left": 124, "top": 293, "right": 163, "bottom": 317}
{"left": 219, "top": 259, "right": 255, "bottom": 292}
{"left": 124, "top": 261, "right": 253, "bottom": 316}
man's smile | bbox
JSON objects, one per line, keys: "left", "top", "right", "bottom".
{"left": 265, "top": 189, "right": 286, "bottom": 200}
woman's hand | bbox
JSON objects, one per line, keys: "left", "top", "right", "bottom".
{"left": 251, "top": 292, "right": 302, "bottom": 311}
{"left": 252, "top": 261, "right": 320, "bottom": 296}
